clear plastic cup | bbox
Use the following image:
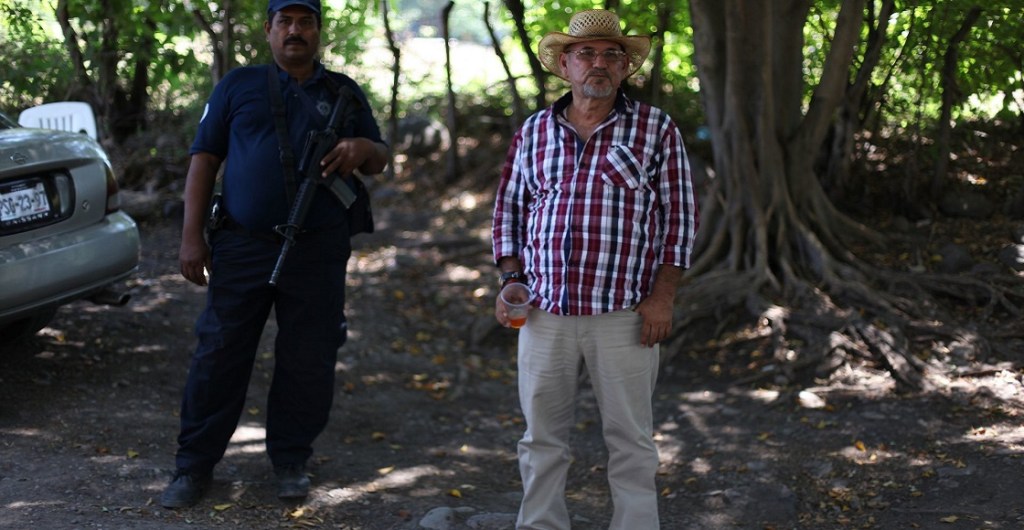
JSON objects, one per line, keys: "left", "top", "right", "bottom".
{"left": 499, "top": 282, "right": 533, "bottom": 329}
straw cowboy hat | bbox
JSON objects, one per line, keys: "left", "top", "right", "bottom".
{"left": 538, "top": 9, "right": 652, "bottom": 80}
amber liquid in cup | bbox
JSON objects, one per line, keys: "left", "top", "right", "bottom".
{"left": 500, "top": 282, "right": 533, "bottom": 330}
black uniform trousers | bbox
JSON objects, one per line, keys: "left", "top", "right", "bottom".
{"left": 174, "top": 226, "right": 350, "bottom": 475}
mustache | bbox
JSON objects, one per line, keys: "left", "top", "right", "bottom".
{"left": 284, "top": 36, "right": 307, "bottom": 45}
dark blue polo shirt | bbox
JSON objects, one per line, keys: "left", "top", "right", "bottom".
{"left": 191, "top": 63, "right": 383, "bottom": 233}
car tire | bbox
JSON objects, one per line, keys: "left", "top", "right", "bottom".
{"left": 0, "top": 307, "right": 57, "bottom": 344}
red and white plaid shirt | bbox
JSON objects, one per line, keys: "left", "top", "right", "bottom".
{"left": 492, "top": 91, "right": 699, "bottom": 316}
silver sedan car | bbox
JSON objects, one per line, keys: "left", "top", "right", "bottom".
{"left": 0, "top": 110, "right": 140, "bottom": 342}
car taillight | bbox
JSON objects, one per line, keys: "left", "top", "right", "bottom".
{"left": 105, "top": 164, "right": 121, "bottom": 213}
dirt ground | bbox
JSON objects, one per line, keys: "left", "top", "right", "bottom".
{"left": 2, "top": 176, "right": 1024, "bottom": 530}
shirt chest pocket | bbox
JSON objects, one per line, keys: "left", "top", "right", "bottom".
{"left": 600, "top": 145, "right": 650, "bottom": 190}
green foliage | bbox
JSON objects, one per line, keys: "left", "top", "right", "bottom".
{"left": 0, "top": 1, "right": 71, "bottom": 113}
{"left": 321, "top": 1, "right": 378, "bottom": 70}
{"left": 0, "top": 0, "right": 212, "bottom": 117}
{"left": 960, "top": 4, "right": 1024, "bottom": 119}
{"left": 188, "top": 1, "right": 270, "bottom": 68}
{"left": 806, "top": 0, "right": 1024, "bottom": 128}
{"left": 2, "top": 0, "right": 1021, "bottom": 140}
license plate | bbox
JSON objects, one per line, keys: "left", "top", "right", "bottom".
{"left": 0, "top": 179, "right": 52, "bottom": 226}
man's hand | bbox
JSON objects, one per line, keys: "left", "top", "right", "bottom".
{"left": 320, "top": 138, "right": 388, "bottom": 177}
{"left": 179, "top": 231, "right": 211, "bottom": 286}
{"left": 635, "top": 293, "right": 673, "bottom": 347}
{"left": 493, "top": 257, "right": 525, "bottom": 328}
{"left": 635, "top": 264, "right": 683, "bottom": 347}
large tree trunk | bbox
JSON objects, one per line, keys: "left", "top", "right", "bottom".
{"left": 679, "top": 0, "right": 1021, "bottom": 390}
{"left": 681, "top": 0, "right": 933, "bottom": 388}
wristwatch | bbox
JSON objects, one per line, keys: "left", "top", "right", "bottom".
{"left": 499, "top": 270, "right": 524, "bottom": 286}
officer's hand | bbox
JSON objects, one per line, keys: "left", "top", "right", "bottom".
{"left": 179, "top": 232, "right": 212, "bottom": 287}
{"left": 320, "top": 137, "right": 375, "bottom": 178}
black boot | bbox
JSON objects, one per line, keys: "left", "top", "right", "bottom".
{"left": 274, "top": 463, "right": 310, "bottom": 499}
{"left": 160, "top": 470, "right": 212, "bottom": 508}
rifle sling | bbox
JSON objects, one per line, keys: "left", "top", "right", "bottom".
{"left": 266, "top": 64, "right": 343, "bottom": 205}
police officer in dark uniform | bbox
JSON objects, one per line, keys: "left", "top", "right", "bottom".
{"left": 161, "top": 0, "right": 388, "bottom": 509}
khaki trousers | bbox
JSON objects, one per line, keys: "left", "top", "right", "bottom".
{"left": 515, "top": 308, "right": 660, "bottom": 530}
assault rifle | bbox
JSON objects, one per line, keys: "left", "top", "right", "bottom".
{"left": 268, "top": 87, "right": 360, "bottom": 286}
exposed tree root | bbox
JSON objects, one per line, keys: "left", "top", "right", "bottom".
{"left": 668, "top": 216, "right": 1024, "bottom": 391}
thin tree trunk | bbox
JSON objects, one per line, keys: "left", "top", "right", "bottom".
{"left": 55, "top": 0, "right": 93, "bottom": 99}
{"left": 484, "top": 1, "right": 525, "bottom": 128}
{"left": 192, "top": 10, "right": 223, "bottom": 84}
{"left": 825, "top": 0, "right": 896, "bottom": 203}
{"left": 442, "top": 1, "right": 460, "bottom": 181}
{"left": 192, "top": 1, "right": 234, "bottom": 84}
{"left": 647, "top": 4, "right": 672, "bottom": 107}
{"left": 118, "top": 13, "right": 155, "bottom": 139}
{"left": 503, "top": 0, "right": 547, "bottom": 111}
{"left": 382, "top": 0, "right": 400, "bottom": 179}
{"left": 97, "top": 0, "right": 118, "bottom": 134}
{"left": 932, "top": 6, "right": 983, "bottom": 197}
{"left": 221, "top": 0, "right": 233, "bottom": 77}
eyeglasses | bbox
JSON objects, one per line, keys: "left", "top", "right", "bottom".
{"left": 569, "top": 48, "right": 628, "bottom": 64}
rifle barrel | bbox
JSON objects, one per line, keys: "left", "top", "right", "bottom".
{"left": 269, "top": 178, "right": 316, "bottom": 285}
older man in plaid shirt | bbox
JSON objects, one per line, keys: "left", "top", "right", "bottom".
{"left": 491, "top": 9, "right": 699, "bottom": 530}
